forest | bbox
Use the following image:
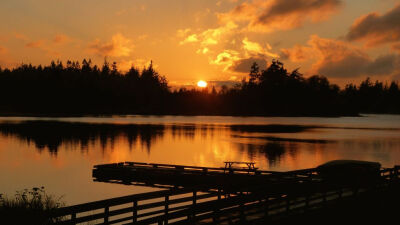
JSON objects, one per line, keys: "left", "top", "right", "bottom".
{"left": 0, "top": 59, "right": 399, "bottom": 116}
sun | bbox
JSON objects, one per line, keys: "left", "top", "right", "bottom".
{"left": 197, "top": 80, "right": 207, "bottom": 88}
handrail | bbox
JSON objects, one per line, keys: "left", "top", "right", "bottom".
{"left": 51, "top": 165, "right": 400, "bottom": 225}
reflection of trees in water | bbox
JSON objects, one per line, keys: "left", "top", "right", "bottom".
{"left": 0, "top": 121, "right": 166, "bottom": 156}
{"left": 0, "top": 121, "right": 221, "bottom": 157}
{"left": 236, "top": 142, "right": 298, "bottom": 166}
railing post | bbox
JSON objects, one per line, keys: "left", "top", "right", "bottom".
{"left": 71, "top": 213, "right": 76, "bottom": 225}
{"left": 133, "top": 200, "right": 138, "bottom": 223}
{"left": 265, "top": 197, "right": 269, "bottom": 217}
{"left": 213, "top": 191, "right": 221, "bottom": 223}
{"left": 104, "top": 206, "right": 109, "bottom": 224}
{"left": 305, "top": 194, "right": 310, "bottom": 209}
{"left": 164, "top": 195, "right": 169, "bottom": 225}
{"left": 286, "top": 197, "right": 290, "bottom": 214}
{"left": 240, "top": 192, "right": 245, "bottom": 221}
{"left": 192, "top": 191, "right": 197, "bottom": 220}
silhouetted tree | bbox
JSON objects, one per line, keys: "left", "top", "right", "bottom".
{"left": 0, "top": 59, "right": 398, "bottom": 116}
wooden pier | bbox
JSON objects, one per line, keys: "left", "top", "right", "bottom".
{"left": 49, "top": 162, "right": 400, "bottom": 225}
{"left": 92, "top": 161, "right": 317, "bottom": 192}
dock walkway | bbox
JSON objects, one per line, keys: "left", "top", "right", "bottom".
{"left": 92, "top": 161, "right": 317, "bottom": 191}
{"left": 49, "top": 163, "right": 400, "bottom": 225}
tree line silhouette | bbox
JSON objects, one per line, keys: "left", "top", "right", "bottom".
{"left": 0, "top": 59, "right": 399, "bottom": 116}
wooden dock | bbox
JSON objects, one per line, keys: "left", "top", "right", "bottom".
{"left": 92, "top": 161, "right": 317, "bottom": 192}
{"left": 48, "top": 163, "right": 400, "bottom": 225}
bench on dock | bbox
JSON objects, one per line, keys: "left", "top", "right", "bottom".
{"left": 223, "top": 161, "right": 258, "bottom": 174}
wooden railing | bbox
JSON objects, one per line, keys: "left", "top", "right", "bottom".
{"left": 50, "top": 188, "right": 221, "bottom": 225}
{"left": 51, "top": 166, "right": 400, "bottom": 225}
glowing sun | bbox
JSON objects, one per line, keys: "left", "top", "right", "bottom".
{"left": 197, "top": 80, "right": 207, "bottom": 88}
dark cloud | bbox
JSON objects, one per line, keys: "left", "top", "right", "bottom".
{"left": 229, "top": 57, "right": 267, "bottom": 73}
{"left": 221, "top": 0, "right": 342, "bottom": 32}
{"left": 346, "top": 4, "right": 400, "bottom": 46}
{"left": 256, "top": 0, "right": 341, "bottom": 26}
{"left": 317, "top": 53, "right": 399, "bottom": 78}
{"left": 88, "top": 33, "right": 133, "bottom": 57}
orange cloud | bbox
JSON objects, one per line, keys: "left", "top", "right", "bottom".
{"left": 219, "top": 0, "right": 342, "bottom": 32}
{"left": 0, "top": 45, "right": 17, "bottom": 68}
{"left": 25, "top": 40, "right": 45, "bottom": 48}
{"left": 293, "top": 35, "right": 400, "bottom": 78}
{"left": 346, "top": 4, "right": 400, "bottom": 47}
{"left": 212, "top": 50, "right": 240, "bottom": 68}
{"left": 88, "top": 33, "right": 134, "bottom": 57}
{"left": 0, "top": 46, "right": 7, "bottom": 54}
{"left": 53, "top": 34, "right": 71, "bottom": 44}
{"left": 14, "top": 33, "right": 28, "bottom": 41}
{"left": 179, "top": 34, "right": 199, "bottom": 45}
{"left": 280, "top": 44, "right": 314, "bottom": 62}
{"left": 179, "top": 22, "right": 238, "bottom": 48}
{"left": 242, "top": 37, "right": 278, "bottom": 58}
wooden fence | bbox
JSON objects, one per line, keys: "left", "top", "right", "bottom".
{"left": 50, "top": 166, "right": 400, "bottom": 225}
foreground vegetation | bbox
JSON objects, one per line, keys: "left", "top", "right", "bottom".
{"left": 0, "top": 59, "right": 399, "bottom": 116}
{"left": 0, "top": 187, "right": 64, "bottom": 225}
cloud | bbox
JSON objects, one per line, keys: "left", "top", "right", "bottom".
{"left": 211, "top": 46, "right": 271, "bottom": 73}
{"left": 177, "top": 28, "right": 191, "bottom": 38}
{"left": 88, "top": 33, "right": 134, "bottom": 57}
{"left": 346, "top": 4, "right": 400, "bottom": 47}
{"left": 179, "top": 34, "right": 199, "bottom": 45}
{"left": 229, "top": 56, "right": 268, "bottom": 73}
{"left": 212, "top": 50, "right": 240, "bottom": 67}
{"left": 0, "top": 46, "right": 7, "bottom": 54}
{"left": 179, "top": 22, "right": 238, "bottom": 48}
{"left": 25, "top": 40, "right": 45, "bottom": 48}
{"left": 242, "top": 37, "right": 279, "bottom": 58}
{"left": 299, "top": 35, "right": 400, "bottom": 78}
{"left": 178, "top": 23, "right": 280, "bottom": 74}
{"left": 219, "top": 0, "right": 342, "bottom": 32}
{"left": 0, "top": 45, "right": 16, "bottom": 68}
{"left": 280, "top": 44, "right": 314, "bottom": 62}
{"left": 14, "top": 33, "right": 28, "bottom": 41}
{"left": 53, "top": 34, "right": 71, "bottom": 44}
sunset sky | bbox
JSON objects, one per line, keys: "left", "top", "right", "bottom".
{"left": 0, "top": 0, "right": 399, "bottom": 87}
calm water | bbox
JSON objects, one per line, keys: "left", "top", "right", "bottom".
{"left": 1, "top": 114, "right": 400, "bottom": 205}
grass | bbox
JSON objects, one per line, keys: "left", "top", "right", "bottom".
{"left": 0, "top": 187, "right": 65, "bottom": 225}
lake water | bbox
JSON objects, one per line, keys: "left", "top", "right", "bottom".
{"left": 1, "top": 114, "right": 400, "bottom": 205}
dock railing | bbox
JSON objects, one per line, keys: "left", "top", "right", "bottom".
{"left": 50, "top": 165, "right": 400, "bottom": 225}
{"left": 49, "top": 188, "right": 221, "bottom": 225}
